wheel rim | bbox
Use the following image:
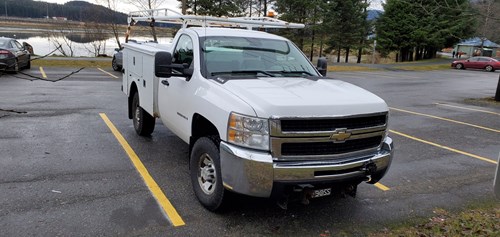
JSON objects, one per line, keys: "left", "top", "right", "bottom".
{"left": 456, "top": 64, "right": 462, "bottom": 69}
{"left": 197, "top": 153, "right": 217, "bottom": 195}
{"left": 486, "top": 66, "right": 492, "bottom": 71}
{"left": 112, "top": 59, "right": 117, "bottom": 70}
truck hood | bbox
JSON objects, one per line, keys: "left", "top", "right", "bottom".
{"left": 222, "top": 77, "right": 388, "bottom": 118}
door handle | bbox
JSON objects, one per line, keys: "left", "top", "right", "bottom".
{"left": 161, "top": 80, "right": 170, "bottom": 86}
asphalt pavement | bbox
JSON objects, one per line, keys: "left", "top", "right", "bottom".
{"left": 0, "top": 66, "right": 498, "bottom": 236}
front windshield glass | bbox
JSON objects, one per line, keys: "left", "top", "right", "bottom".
{"left": 200, "top": 36, "right": 319, "bottom": 79}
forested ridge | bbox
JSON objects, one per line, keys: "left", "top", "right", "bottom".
{"left": 0, "top": 0, "right": 127, "bottom": 24}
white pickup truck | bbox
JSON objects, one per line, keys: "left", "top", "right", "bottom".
{"left": 122, "top": 10, "right": 394, "bottom": 211}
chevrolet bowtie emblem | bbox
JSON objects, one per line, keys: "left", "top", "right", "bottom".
{"left": 330, "top": 129, "right": 351, "bottom": 142}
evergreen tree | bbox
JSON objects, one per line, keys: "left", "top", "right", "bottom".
{"left": 185, "top": 0, "right": 246, "bottom": 17}
{"left": 376, "top": 0, "right": 476, "bottom": 62}
{"left": 323, "top": 0, "right": 368, "bottom": 63}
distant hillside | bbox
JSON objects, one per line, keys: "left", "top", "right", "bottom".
{"left": 367, "top": 10, "right": 382, "bottom": 21}
{"left": 0, "top": 0, "right": 127, "bottom": 24}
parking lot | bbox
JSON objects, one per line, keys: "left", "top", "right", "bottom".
{"left": 0, "top": 67, "right": 498, "bottom": 236}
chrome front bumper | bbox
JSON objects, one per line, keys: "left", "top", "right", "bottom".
{"left": 220, "top": 137, "right": 394, "bottom": 198}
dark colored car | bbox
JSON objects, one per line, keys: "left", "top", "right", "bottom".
{"left": 0, "top": 37, "right": 31, "bottom": 72}
{"left": 451, "top": 56, "right": 500, "bottom": 72}
{"left": 112, "top": 48, "right": 123, "bottom": 71}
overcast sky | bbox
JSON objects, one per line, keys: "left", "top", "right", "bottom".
{"left": 36, "top": 0, "right": 385, "bottom": 15}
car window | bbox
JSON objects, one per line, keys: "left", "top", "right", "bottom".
{"left": 468, "top": 57, "right": 479, "bottom": 62}
{"left": 14, "top": 41, "right": 23, "bottom": 50}
{"left": 172, "top": 34, "right": 194, "bottom": 69}
{"left": 478, "top": 58, "right": 490, "bottom": 62}
{"left": 0, "top": 39, "right": 8, "bottom": 48}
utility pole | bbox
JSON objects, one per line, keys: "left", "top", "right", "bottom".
{"left": 495, "top": 74, "right": 500, "bottom": 101}
{"left": 5, "top": 0, "right": 8, "bottom": 18}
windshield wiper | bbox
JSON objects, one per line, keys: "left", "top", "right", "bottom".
{"left": 273, "top": 70, "right": 315, "bottom": 76}
{"left": 211, "top": 70, "right": 275, "bottom": 77}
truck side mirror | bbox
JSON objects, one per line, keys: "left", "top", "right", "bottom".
{"left": 317, "top": 57, "right": 328, "bottom": 77}
{"left": 155, "top": 51, "right": 173, "bottom": 78}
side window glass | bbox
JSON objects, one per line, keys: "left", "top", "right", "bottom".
{"left": 173, "top": 35, "right": 194, "bottom": 68}
{"left": 8, "top": 41, "right": 15, "bottom": 49}
{"left": 14, "top": 41, "right": 23, "bottom": 50}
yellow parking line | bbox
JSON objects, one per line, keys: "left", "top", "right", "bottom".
{"left": 374, "top": 183, "right": 390, "bottom": 191}
{"left": 99, "top": 113, "right": 185, "bottom": 227}
{"left": 390, "top": 129, "right": 498, "bottom": 165}
{"left": 390, "top": 107, "right": 500, "bottom": 133}
{"left": 39, "top": 67, "right": 47, "bottom": 79}
{"left": 97, "top": 68, "right": 118, "bottom": 79}
{"left": 435, "top": 103, "right": 500, "bottom": 116}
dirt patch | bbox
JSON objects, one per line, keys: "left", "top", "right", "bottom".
{"left": 464, "top": 97, "right": 500, "bottom": 107}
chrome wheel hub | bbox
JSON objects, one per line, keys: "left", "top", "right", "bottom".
{"left": 198, "top": 154, "right": 216, "bottom": 195}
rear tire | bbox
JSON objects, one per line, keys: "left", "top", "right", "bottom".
{"left": 485, "top": 65, "right": 494, "bottom": 72}
{"left": 132, "top": 92, "right": 155, "bottom": 136}
{"left": 190, "top": 137, "right": 226, "bottom": 212}
{"left": 455, "top": 63, "right": 464, "bottom": 70}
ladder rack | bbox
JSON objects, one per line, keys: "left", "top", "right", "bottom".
{"left": 127, "top": 8, "right": 305, "bottom": 30}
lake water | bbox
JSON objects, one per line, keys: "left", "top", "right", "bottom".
{"left": 0, "top": 30, "right": 172, "bottom": 57}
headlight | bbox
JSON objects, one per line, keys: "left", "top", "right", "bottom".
{"left": 227, "top": 112, "right": 269, "bottom": 150}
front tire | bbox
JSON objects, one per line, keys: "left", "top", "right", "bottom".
{"left": 132, "top": 92, "right": 155, "bottom": 136}
{"left": 190, "top": 137, "right": 226, "bottom": 211}
{"left": 485, "top": 65, "right": 494, "bottom": 72}
{"left": 112, "top": 57, "right": 121, "bottom": 71}
{"left": 25, "top": 58, "right": 31, "bottom": 70}
{"left": 455, "top": 63, "right": 464, "bottom": 70}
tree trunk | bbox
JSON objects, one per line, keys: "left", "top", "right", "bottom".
{"left": 319, "top": 36, "right": 323, "bottom": 57}
{"left": 345, "top": 47, "right": 349, "bottom": 63}
{"left": 357, "top": 46, "right": 362, "bottom": 63}
{"left": 309, "top": 28, "right": 315, "bottom": 61}
{"left": 263, "top": 0, "right": 267, "bottom": 17}
{"left": 396, "top": 52, "right": 399, "bottom": 63}
{"left": 337, "top": 46, "right": 341, "bottom": 63}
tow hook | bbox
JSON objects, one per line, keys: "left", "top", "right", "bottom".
{"left": 276, "top": 196, "right": 289, "bottom": 210}
{"left": 361, "top": 161, "right": 377, "bottom": 183}
{"left": 362, "top": 161, "right": 377, "bottom": 175}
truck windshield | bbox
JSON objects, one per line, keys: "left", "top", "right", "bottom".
{"left": 200, "top": 36, "right": 319, "bottom": 79}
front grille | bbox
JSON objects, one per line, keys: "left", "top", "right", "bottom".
{"left": 280, "top": 115, "right": 386, "bottom": 132}
{"left": 281, "top": 136, "right": 383, "bottom": 156}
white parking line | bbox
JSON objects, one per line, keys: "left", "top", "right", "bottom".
{"left": 435, "top": 103, "right": 500, "bottom": 116}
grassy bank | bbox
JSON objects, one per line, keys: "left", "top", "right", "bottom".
{"left": 393, "top": 64, "right": 451, "bottom": 71}
{"left": 369, "top": 201, "right": 500, "bottom": 237}
{"left": 32, "top": 59, "right": 111, "bottom": 68}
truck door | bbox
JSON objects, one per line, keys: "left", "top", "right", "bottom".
{"left": 158, "top": 34, "right": 194, "bottom": 140}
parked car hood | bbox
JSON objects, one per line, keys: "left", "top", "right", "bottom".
{"left": 221, "top": 77, "right": 388, "bottom": 118}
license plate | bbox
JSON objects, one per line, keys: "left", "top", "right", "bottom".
{"left": 311, "top": 188, "right": 331, "bottom": 198}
